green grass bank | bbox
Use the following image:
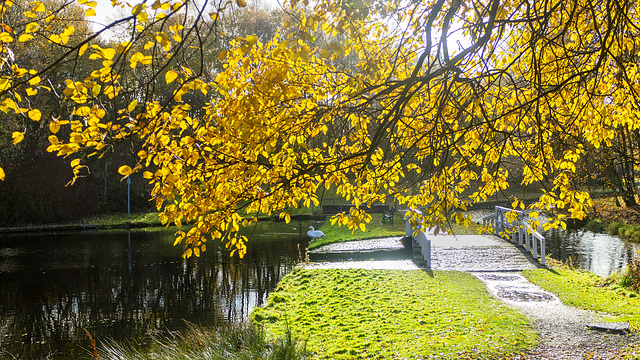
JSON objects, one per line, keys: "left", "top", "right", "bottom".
{"left": 523, "top": 260, "right": 640, "bottom": 329}
{"left": 251, "top": 268, "right": 536, "bottom": 359}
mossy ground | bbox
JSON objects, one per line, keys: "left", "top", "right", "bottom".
{"left": 251, "top": 269, "right": 536, "bottom": 359}
{"left": 523, "top": 259, "right": 640, "bottom": 329}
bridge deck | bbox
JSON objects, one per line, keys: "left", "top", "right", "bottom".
{"left": 428, "top": 234, "right": 544, "bottom": 272}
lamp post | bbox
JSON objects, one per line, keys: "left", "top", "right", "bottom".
{"left": 127, "top": 177, "right": 131, "bottom": 215}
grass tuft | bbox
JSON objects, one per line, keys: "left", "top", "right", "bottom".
{"left": 97, "top": 322, "right": 310, "bottom": 360}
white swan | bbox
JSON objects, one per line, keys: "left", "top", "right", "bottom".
{"left": 307, "top": 226, "right": 325, "bottom": 240}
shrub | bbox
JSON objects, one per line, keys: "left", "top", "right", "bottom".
{"left": 609, "top": 222, "right": 626, "bottom": 235}
{"left": 623, "top": 227, "right": 636, "bottom": 238}
{"left": 584, "top": 219, "right": 604, "bottom": 233}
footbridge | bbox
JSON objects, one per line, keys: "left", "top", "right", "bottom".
{"left": 408, "top": 206, "right": 547, "bottom": 270}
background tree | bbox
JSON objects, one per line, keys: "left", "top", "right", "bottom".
{"left": 1, "top": 0, "right": 639, "bottom": 256}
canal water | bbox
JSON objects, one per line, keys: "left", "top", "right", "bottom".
{"left": 470, "top": 210, "right": 640, "bottom": 277}
{"left": 0, "top": 222, "right": 309, "bottom": 359}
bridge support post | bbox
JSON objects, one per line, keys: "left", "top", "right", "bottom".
{"left": 405, "top": 217, "right": 414, "bottom": 238}
{"left": 405, "top": 209, "right": 431, "bottom": 269}
{"left": 416, "top": 231, "right": 431, "bottom": 269}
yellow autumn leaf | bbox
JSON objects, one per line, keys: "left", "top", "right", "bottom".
{"left": 118, "top": 165, "right": 133, "bottom": 176}
{"left": 85, "top": 8, "right": 96, "bottom": 17}
{"left": 79, "top": 43, "right": 88, "bottom": 56}
{"left": 137, "top": 11, "right": 148, "bottom": 23}
{"left": 128, "top": 99, "right": 138, "bottom": 112}
{"left": 28, "top": 109, "right": 41, "bottom": 121}
{"left": 102, "top": 48, "right": 116, "bottom": 60}
{"left": 18, "top": 34, "right": 33, "bottom": 42}
{"left": 25, "top": 22, "right": 39, "bottom": 33}
{"left": 12, "top": 131, "right": 24, "bottom": 144}
{"left": 0, "top": 32, "right": 13, "bottom": 42}
{"left": 0, "top": 167, "right": 4, "bottom": 181}
{"left": 74, "top": 106, "right": 91, "bottom": 116}
{"left": 236, "top": 0, "right": 246, "bottom": 7}
{"left": 32, "top": 1, "right": 45, "bottom": 12}
{"left": 49, "top": 121, "right": 60, "bottom": 134}
{"left": 165, "top": 70, "right": 178, "bottom": 84}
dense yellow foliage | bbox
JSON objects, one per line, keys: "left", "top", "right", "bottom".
{"left": 1, "top": 0, "right": 638, "bottom": 257}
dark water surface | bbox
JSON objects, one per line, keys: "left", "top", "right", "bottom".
{"left": 0, "top": 223, "right": 307, "bottom": 359}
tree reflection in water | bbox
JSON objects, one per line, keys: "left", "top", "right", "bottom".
{"left": 0, "top": 223, "right": 305, "bottom": 359}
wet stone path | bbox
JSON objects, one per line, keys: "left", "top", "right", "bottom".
{"left": 307, "top": 234, "right": 639, "bottom": 359}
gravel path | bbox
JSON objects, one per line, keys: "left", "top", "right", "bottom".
{"left": 307, "top": 235, "right": 640, "bottom": 358}
{"left": 475, "top": 272, "right": 639, "bottom": 359}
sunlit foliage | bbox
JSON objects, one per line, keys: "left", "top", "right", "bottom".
{"left": 1, "top": 0, "right": 639, "bottom": 257}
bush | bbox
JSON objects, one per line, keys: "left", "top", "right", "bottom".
{"left": 623, "top": 227, "right": 635, "bottom": 238}
{"left": 584, "top": 219, "right": 604, "bottom": 233}
{"left": 609, "top": 222, "right": 626, "bottom": 235}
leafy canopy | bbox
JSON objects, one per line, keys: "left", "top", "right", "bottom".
{"left": 0, "top": 0, "right": 638, "bottom": 257}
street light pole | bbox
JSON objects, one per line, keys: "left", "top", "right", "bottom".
{"left": 127, "top": 177, "right": 131, "bottom": 215}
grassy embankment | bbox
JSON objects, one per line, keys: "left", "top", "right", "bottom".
{"left": 251, "top": 268, "right": 536, "bottom": 359}
{"left": 85, "top": 212, "right": 162, "bottom": 227}
{"left": 524, "top": 259, "right": 640, "bottom": 329}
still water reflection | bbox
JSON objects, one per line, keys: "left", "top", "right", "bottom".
{"left": 0, "top": 223, "right": 306, "bottom": 359}
{"left": 545, "top": 228, "right": 640, "bottom": 277}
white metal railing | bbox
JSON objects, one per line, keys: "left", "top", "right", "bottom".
{"left": 482, "top": 206, "right": 546, "bottom": 266}
{"left": 405, "top": 209, "right": 431, "bottom": 269}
